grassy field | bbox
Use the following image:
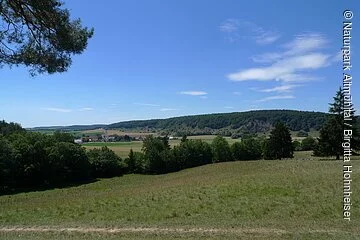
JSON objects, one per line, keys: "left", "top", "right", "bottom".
{"left": 83, "top": 142, "right": 143, "bottom": 158}
{"left": 82, "top": 136, "right": 241, "bottom": 158}
{"left": 0, "top": 152, "right": 359, "bottom": 239}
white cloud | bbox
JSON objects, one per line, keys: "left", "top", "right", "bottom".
{"left": 233, "top": 91, "right": 242, "bottom": 95}
{"left": 160, "top": 108, "right": 177, "bottom": 111}
{"left": 200, "top": 96, "right": 208, "bottom": 99}
{"left": 179, "top": 91, "right": 208, "bottom": 96}
{"left": 42, "top": 107, "right": 72, "bottom": 113}
{"left": 228, "top": 53, "right": 330, "bottom": 82}
{"left": 224, "top": 106, "right": 234, "bottom": 109}
{"left": 252, "top": 33, "right": 328, "bottom": 63}
{"left": 284, "top": 33, "right": 327, "bottom": 56}
{"left": 133, "top": 102, "right": 160, "bottom": 107}
{"left": 79, "top": 107, "right": 93, "bottom": 111}
{"left": 256, "top": 95, "right": 295, "bottom": 102}
{"left": 255, "top": 84, "right": 302, "bottom": 93}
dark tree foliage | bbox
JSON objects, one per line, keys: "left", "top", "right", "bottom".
{"left": 292, "top": 140, "right": 302, "bottom": 151}
{"left": 231, "top": 137, "right": 262, "bottom": 160}
{"left": 126, "top": 149, "right": 136, "bottom": 173}
{"left": 52, "top": 130, "right": 74, "bottom": 143}
{"left": 0, "top": 128, "right": 92, "bottom": 192}
{"left": 36, "top": 110, "right": 342, "bottom": 136}
{"left": 46, "top": 142, "right": 90, "bottom": 183}
{"left": 125, "top": 150, "right": 147, "bottom": 174}
{"left": 263, "top": 122, "right": 293, "bottom": 160}
{"left": 172, "top": 139, "right": 212, "bottom": 169}
{"left": 87, "top": 146, "right": 126, "bottom": 178}
{"left": 314, "top": 118, "right": 343, "bottom": 159}
{"left": 0, "top": 120, "right": 25, "bottom": 135}
{"left": 0, "top": 0, "right": 94, "bottom": 75}
{"left": 142, "top": 135, "right": 171, "bottom": 174}
{"left": 315, "top": 88, "right": 360, "bottom": 159}
{"left": 211, "top": 136, "right": 233, "bottom": 162}
{"left": 0, "top": 120, "right": 127, "bottom": 193}
{"left": 106, "top": 110, "right": 330, "bottom": 135}
{"left": 301, "top": 136, "right": 316, "bottom": 151}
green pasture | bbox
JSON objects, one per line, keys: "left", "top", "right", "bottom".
{"left": 1, "top": 152, "right": 359, "bottom": 239}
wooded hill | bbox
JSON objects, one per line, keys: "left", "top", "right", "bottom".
{"left": 31, "top": 110, "right": 345, "bottom": 137}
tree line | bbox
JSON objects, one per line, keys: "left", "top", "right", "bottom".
{"left": 0, "top": 119, "right": 294, "bottom": 193}
{"left": 114, "top": 121, "right": 294, "bottom": 175}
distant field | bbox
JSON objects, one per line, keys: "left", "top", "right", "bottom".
{"left": 0, "top": 153, "right": 359, "bottom": 239}
{"left": 83, "top": 136, "right": 241, "bottom": 158}
{"left": 83, "top": 142, "right": 143, "bottom": 158}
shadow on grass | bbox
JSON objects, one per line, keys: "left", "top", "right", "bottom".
{"left": 0, "top": 178, "right": 99, "bottom": 196}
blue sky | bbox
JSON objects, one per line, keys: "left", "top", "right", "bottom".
{"left": 1, "top": 0, "right": 359, "bottom": 127}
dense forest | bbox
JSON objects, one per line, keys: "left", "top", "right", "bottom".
{"left": 32, "top": 110, "right": 334, "bottom": 136}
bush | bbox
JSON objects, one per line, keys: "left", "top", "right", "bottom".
{"left": 301, "top": 136, "right": 316, "bottom": 151}
{"left": 292, "top": 140, "right": 302, "bottom": 151}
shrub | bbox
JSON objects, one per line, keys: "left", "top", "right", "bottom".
{"left": 301, "top": 136, "right": 317, "bottom": 151}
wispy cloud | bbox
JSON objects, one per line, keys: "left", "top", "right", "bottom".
{"left": 284, "top": 33, "right": 328, "bottom": 56}
{"left": 42, "top": 107, "right": 95, "bottom": 113}
{"left": 133, "top": 102, "right": 160, "bottom": 107}
{"left": 233, "top": 91, "right": 242, "bottom": 96}
{"left": 224, "top": 106, "right": 234, "bottom": 109}
{"left": 42, "top": 107, "right": 72, "bottom": 113}
{"left": 251, "top": 33, "right": 328, "bottom": 63}
{"left": 160, "top": 108, "right": 177, "bottom": 111}
{"left": 228, "top": 33, "right": 332, "bottom": 83}
{"left": 219, "top": 19, "right": 280, "bottom": 45}
{"left": 256, "top": 95, "right": 295, "bottom": 102}
{"left": 219, "top": 19, "right": 239, "bottom": 33}
{"left": 255, "top": 31, "right": 281, "bottom": 45}
{"left": 179, "top": 91, "right": 208, "bottom": 96}
{"left": 79, "top": 107, "right": 94, "bottom": 111}
{"left": 254, "top": 84, "right": 302, "bottom": 93}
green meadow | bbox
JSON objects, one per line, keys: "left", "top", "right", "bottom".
{"left": 1, "top": 151, "right": 359, "bottom": 239}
